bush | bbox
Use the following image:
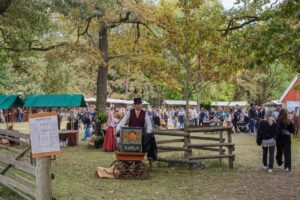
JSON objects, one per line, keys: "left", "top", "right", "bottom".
{"left": 94, "top": 135, "right": 104, "bottom": 148}
{"left": 96, "top": 112, "right": 108, "bottom": 124}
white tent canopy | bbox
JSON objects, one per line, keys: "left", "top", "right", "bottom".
{"left": 85, "top": 97, "right": 149, "bottom": 105}
{"left": 263, "top": 100, "right": 282, "bottom": 106}
{"left": 163, "top": 100, "right": 197, "bottom": 106}
{"left": 228, "top": 101, "right": 249, "bottom": 107}
{"left": 211, "top": 101, "right": 230, "bottom": 106}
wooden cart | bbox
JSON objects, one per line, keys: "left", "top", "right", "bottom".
{"left": 112, "top": 127, "right": 150, "bottom": 180}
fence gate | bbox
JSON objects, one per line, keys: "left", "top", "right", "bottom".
{"left": 0, "top": 129, "right": 36, "bottom": 199}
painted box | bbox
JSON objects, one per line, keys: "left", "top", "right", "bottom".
{"left": 120, "top": 127, "right": 143, "bottom": 152}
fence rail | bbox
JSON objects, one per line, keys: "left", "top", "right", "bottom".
{"left": 0, "top": 129, "right": 36, "bottom": 199}
{"left": 153, "top": 126, "right": 235, "bottom": 169}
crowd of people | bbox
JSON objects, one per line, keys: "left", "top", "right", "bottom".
{"left": 0, "top": 101, "right": 298, "bottom": 173}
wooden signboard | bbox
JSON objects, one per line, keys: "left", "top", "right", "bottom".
{"left": 120, "top": 127, "right": 143, "bottom": 152}
{"left": 29, "top": 112, "right": 60, "bottom": 158}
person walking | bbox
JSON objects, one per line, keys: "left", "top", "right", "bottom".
{"left": 178, "top": 108, "right": 185, "bottom": 129}
{"left": 17, "top": 107, "right": 23, "bottom": 122}
{"left": 232, "top": 105, "right": 241, "bottom": 133}
{"left": 171, "top": 108, "right": 178, "bottom": 128}
{"left": 248, "top": 103, "right": 258, "bottom": 135}
{"left": 256, "top": 109, "right": 277, "bottom": 173}
{"left": 199, "top": 108, "right": 206, "bottom": 126}
{"left": 0, "top": 109, "right": 5, "bottom": 122}
{"left": 82, "top": 112, "right": 91, "bottom": 141}
{"left": 192, "top": 107, "right": 198, "bottom": 126}
{"left": 276, "top": 109, "right": 294, "bottom": 172}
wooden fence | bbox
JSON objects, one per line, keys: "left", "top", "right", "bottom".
{"left": 0, "top": 129, "right": 36, "bottom": 199}
{"left": 153, "top": 126, "right": 235, "bottom": 168}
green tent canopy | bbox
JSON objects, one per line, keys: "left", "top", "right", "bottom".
{"left": 0, "top": 95, "right": 24, "bottom": 109}
{"left": 24, "top": 94, "right": 87, "bottom": 108}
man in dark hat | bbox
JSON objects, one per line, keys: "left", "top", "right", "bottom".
{"left": 116, "top": 97, "right": 156, "bottom": 160}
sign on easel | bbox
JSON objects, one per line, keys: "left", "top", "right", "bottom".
{"left": 29, "top": 112, "right": 60, "bottom": 158}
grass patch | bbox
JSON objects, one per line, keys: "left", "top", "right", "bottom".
{"left": 1, "top": 123, "right": 300, "bottom": 199}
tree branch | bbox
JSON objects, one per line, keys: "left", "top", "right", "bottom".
{"left": 220, "top": 16, "right": 259, "bottom": 36}
{"left": 0, "top": 42, "right": 67, "bottom": 52}
{"left": 78, "top": 15, "right": 96, "bottom": 37}
{"left": 108, "top": 54, "right": 131, "bottom": 60}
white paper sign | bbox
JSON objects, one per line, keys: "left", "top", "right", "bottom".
{"left": 29, "top": 114, "right": 60, "bottom": 155}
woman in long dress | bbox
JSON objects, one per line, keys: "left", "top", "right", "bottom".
{"left": 103, "top": 110, "right": 119, "bottom": 151}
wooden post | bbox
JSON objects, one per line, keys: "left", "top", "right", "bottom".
{"left": 227, "top": 130, "right": 233, "bottom": 169}
{"left": 219, "top": 131, "right": 224, "bottom": 165}
{"left": 36, "top": 157, "right": 52, "bottom": 200}
{"left": 11, "top": 108, "right": 14, "bottom": 130}
{"left": 6, "top": 109, "right": 8, "bottom": 130}
{"left": 184, "top": 129, "right": 192, "bottom": 169}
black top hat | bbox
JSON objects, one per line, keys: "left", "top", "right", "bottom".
{"left": 133, "top": 97, "right": 143, "bottom": 104}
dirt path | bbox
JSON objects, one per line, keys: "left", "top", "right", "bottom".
{"left": 211, "top": 166, "right": 300, "bottom": 200}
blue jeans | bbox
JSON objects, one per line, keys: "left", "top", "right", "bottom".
{"left": 18, "top": 114, "right": 22, "bottom": 122}
{"left": 249, "top": 119, "right": 256, "bottom": 134}
{"left": 179, "top": 122, "right": 184, "bottom": 129}
{"left": 82, "top": 125, "right": 90, "bottom": 140}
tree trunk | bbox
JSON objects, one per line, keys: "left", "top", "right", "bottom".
{"left": 96, "top": 23, "right": 109, "bottom": 113}
{"left": 125, "top": 59, "right": 130, "bottom": 98}
{"left": 183, "top": 5, "right": 191, "bottom": 161}
{"left": 0, "top": 0, "right": 12, "bottom": 15}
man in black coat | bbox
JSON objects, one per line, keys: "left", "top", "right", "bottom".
{"left": 248, "top": 103, "right": 258, "bottom": 135}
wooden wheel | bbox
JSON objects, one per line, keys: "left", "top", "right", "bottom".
{"left": 110, "top": 160, "right": 117, "bottom": 167}
{"left": 131, "top": 162, "right": 149, "bottom": 180}
{"left": 113, "top": 161, "right": 130, "bottom": 179}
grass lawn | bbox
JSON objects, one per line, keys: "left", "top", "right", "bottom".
{"left": 1, "top": 122, "right": 300, "bottom": 200}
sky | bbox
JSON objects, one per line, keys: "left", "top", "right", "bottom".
{"left": 221, "top": 0, "right": 236, "bottom": 10}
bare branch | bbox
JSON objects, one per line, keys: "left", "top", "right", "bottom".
{"left": 0, "top": 42, "right": 67, "bottom": 52}
{"left": 108, "top": 54, "right": 131, "bottom": 60}
{"left": 78, "top": 15, "right": 97, "bottom": 37}
{"left": 135, "top": 22, "right": 140, "bottom": 44}
{"left": 270, "top": 0, "right": 279, "bottom": 9}
{"left": 220, "top": 16, "right": 259, "bottom": 36}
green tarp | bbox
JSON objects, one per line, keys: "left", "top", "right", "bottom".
{"left": 24, "top": 94, "right": 87, "bottom": 108}
{"left": 0, "top": 95, "right": 24, "bottom": 109}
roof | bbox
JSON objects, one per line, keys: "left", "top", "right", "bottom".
{"left": 163, "top": 100, "right": 197, "bottom": 106}
{"left": 24, "top": 94, "right": 87, "bottom": 108}
{"left": 0, "top": 95, "right": 24, "bottom": 109}
{"left": 280, "top": 75, "right": 298, "bottom": 103}
{"left": 211, "top": 101, "right": 230, "bottom": 106}
{"left": 228, "top": 101, "right": 249, "bottom": 107}
{"left": 264, "top": 100, "right": 282, "bottom": 106}
{"left": 85, "top": 98, "right": 149, "bottom": 105}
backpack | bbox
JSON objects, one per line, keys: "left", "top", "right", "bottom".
{"left": 199, "top": 112, "right": 206, "bottom": 120}
{"left": 178, "top": 115, "right": 184, "bottom": 123}
{"left": 174, "top": 111, "right": 178, "bottom": 117}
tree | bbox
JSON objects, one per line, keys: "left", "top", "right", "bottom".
{"left": 144, "top": 0, "right": 233, "bottom": 112}
{"left": 74, "top": 0, "right": 157, "bottom": 112}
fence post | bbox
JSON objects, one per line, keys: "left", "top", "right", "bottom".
{"left": 219, "top": 131, "right": 224, "bottom": 165}
{"left": 227, "top": 130, "right": 234, "bottom": 169}
{"left": 36, "top": 157, "right": 52, "bottom": 200}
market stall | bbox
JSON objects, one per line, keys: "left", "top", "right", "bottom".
{"left": 0, "top": 94, "right": 24, "bottom": 129}
{"left": 24, "top": 94, "right": 87, "bottom": 146}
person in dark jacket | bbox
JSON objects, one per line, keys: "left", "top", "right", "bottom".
{"left": 257, "top": 109, "right": 277, "bottom": 172}
{"left": 276, "top": 109, "right": 294, "bottom": 172}
{"left": 82, "top": 112, "right": 91, "bottom": 141}
{"left": 232, "top": 105, "right": 241, "bottom": 133}
{"left": 248, "top": 103, "right": 258, "bottom": 135}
